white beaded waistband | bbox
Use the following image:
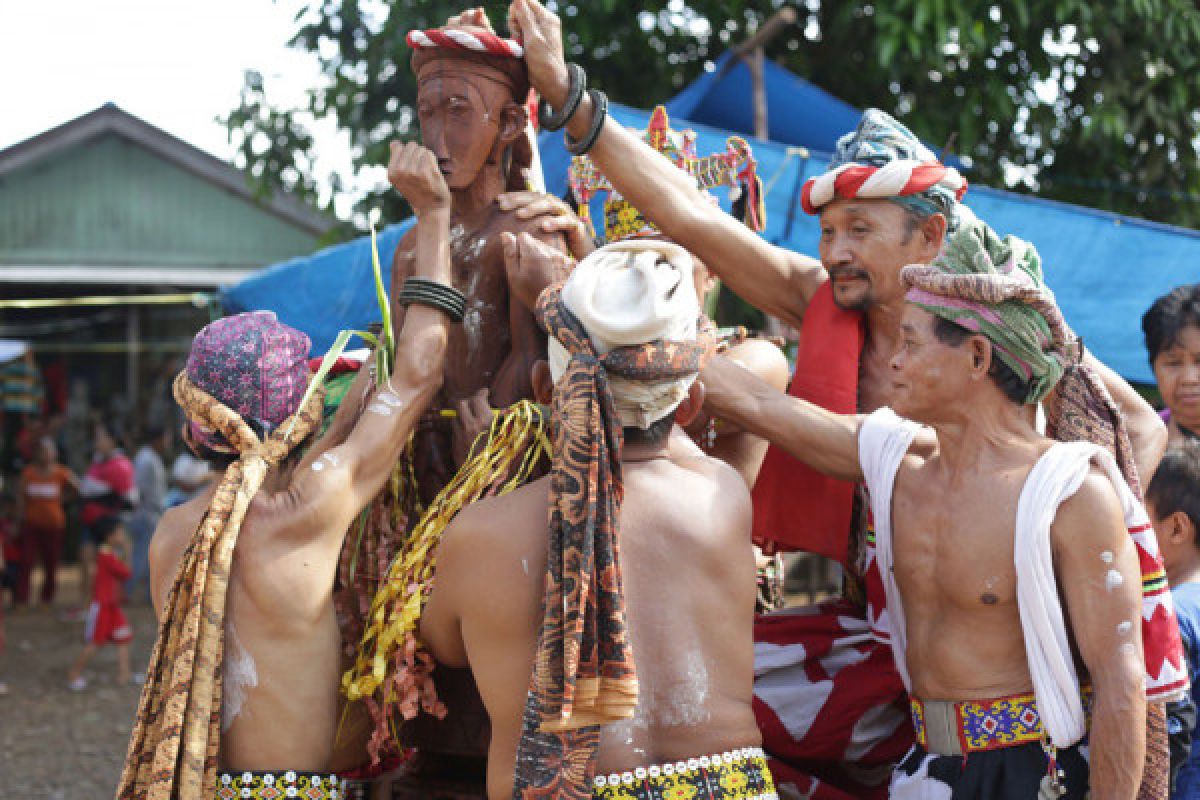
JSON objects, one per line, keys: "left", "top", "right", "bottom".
{"left": 592, "top": 746, "right": 767, "bottom": 788}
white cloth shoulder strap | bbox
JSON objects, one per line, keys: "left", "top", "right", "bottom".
{"left": 1014, "top": 440, "right": 1140, "bottom": 748}
{"left": 858, "top": 407, "right": 923, "bottom": 691}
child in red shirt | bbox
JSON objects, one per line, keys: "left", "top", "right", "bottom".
{"left": 67, "top": 515, "right": 134, "bottom": 690}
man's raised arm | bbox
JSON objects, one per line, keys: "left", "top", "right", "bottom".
{"left": 508, "top": 0, "right": 825, "bottom": 330}
{"left": 701, "top": 354, "right": 864, "bottom": 482}
{"left": 284, "top": 143, "right": 455, "bottom": 535}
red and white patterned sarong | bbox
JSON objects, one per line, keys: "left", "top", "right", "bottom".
{"left": 753, "top": 600, "right": 912, "bottom": 799}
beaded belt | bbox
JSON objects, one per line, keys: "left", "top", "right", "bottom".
{"left": 592, "top": 746, "right": 777, "bottom": 800}
{"left": 215, "top": 770, "right": 345, "bottom": 799}
{"left": 911, "top": 689, "right": 1093, "bottom": 756}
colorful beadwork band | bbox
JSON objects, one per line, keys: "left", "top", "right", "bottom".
{"left": 215, "top": 770, "right": 345, "bottom": 799}
{"left": 592, "top": 747, "right": 777, "bottom": 800}
{"left": 911, "top": 689, "right": 1093, "bottom": 755}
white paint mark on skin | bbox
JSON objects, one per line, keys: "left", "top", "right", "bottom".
{"left": 1100, "top": 550, "right": 1114, "bottom": 564}
{"left": 367, "top": 402, "right": 394, "bottom": 417}
{"left": 311, "top": 460, "right": 325, "bottom": 472}
{"left": 223, "top": 624, "right": 258, "bottom": 732}
{"left": 1117, "top": 621, "right": 1133, "bottom": 636}
{"left": 377, "top": 391, "right": 404, "bottom": 408}
{"left": 467, "top": 237, "right": 486, "bottom": 261}
{"left": 1121, "top": 642, "right": 1137, "bottom": 656}
{"left": 1105, "top": 569, "right": 1125, "bottom": 592}
{"left": 463, "top": 307, "right": 484, "bottom": 357}
{"left": 449, "top": 224, "right": 467, "bottom": 251}
{"left": 322, "top": 452, "right": 340, "bottom": 467}
{"left": 651, "top": 648, "right": 711, "bottom": 727}
{"left": 521, "top": 558, "right": 530, "bottom": 576}
{"left": 604, "top": 702, "right": 649, "bottom": 759}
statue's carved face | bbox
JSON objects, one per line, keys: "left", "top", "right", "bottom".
{"left": 416, "top": 70, "right": 514, "bottom": 191}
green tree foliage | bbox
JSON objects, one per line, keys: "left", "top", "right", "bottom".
{"left": 227, "top": 0, "right": 1200, "bottom": 236}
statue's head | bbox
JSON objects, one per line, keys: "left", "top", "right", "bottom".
{"left": 410, "top": 28, "right": 530, "bottom": 191}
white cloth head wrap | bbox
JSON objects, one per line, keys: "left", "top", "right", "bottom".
{"left": 548, "top": 239, "right": 700, "bottom": 429}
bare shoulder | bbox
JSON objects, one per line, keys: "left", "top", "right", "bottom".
{"left": 151, "top": 500, "right": 202, "bottom": 562}
{"left": 1051, "top": 462, "right": 1123, "bottom": 563}
{"left": 149, "top": 496, "right": 208, "bottom": 615}
{"left": 724, "top": 339, "right": 790, "bottom": 392}
{"left": 439, "top": 477, "right": 551, "bottom": 569}
{"left": 674, "top": 452, "right": 752, "bottom": 532}
{"left": 1053, "top": 465, "right": 1126, "bottom": 547}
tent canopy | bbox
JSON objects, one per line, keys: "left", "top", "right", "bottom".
{"left": 223, "top": 63, "right": 1200, "bottom": 384}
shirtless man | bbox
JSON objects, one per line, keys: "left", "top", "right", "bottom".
{"left": 506, "top": 1, "right": 1169, "bottom": 792}
{"left": 700, "top": 220, "right": 1190, "bottom": 798}
{"left": 421, "top": 240, "right": 774, "bottom": 799}
{"left": 128, "top": 142, "right": 456, "bottom": 798}
{"left": 389, "top": 24, "right": 571, "bottom": 499}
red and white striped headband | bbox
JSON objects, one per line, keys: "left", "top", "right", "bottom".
{"left": 800, "top": 159, "right": 967, "bottom": 215}
{"left": 406, "top": 28, "right": 524, "bottom": 59}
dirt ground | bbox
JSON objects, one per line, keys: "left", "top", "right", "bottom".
{"left": 1, "top": 568, "right": 157, "bottom": 800}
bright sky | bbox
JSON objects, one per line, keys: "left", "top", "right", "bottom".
{"left": 0, "top": 0, "right": 358, "bottom": 207}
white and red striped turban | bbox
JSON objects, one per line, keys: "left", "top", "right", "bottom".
{"left": 801, "top": 109, "right": 968, "bottom": 222}
{"left": 407, "top": 26, "right": 529, "bottom": 98}
{"left": 406, "top": 28, "right": 525, "bottom": 59}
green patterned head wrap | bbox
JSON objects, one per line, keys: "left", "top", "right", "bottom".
{"left": 901, "top": 219, "right": 1079, "bottom": 404}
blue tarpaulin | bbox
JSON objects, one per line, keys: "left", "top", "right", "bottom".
{"left": 666, "top": 52, "right": 861, "bottom": 154}
{"left": 223, "top": 63, "right": 1200, "bottom": 384}
{"left": 223, "top": 222, "right": 414, "bottom": 355}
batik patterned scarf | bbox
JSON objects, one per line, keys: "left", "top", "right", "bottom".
{"left": 117, "top": 373, "right": 323, "bottom": 800}
{"left": 510, "top": 283, "right": 715, "bottom": 800}
{"left": 902, "top": 219, "right": 1179, "bottom": 798}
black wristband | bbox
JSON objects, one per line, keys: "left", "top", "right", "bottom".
{"left": 538, "top": 63, "right": 586, "bottom": 133}
{"left": 402, "top": 279, "right": 466, "bottom": 317}
{"left": 400, "top": 286, "right": 465, "bottom": 323}
{"left": 398, "top": 277, "right": 466, "bottom": 323}
{"left": 564, "top": 89, "right": 608, "bottom": 157}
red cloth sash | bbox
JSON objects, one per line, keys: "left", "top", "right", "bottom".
{"left": 751, "top": 281, "right": 863, "bottom": 564}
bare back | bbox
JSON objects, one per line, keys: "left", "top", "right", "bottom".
{"left": 149, "top": 472, "right": 375, "bottom": 771}
{"left": 147, "top": 295, "right": 450, "bottom": 774}
{"left": 422, "top": 442, "right": 760, "bottom": 799}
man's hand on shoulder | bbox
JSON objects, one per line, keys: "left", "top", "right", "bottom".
{"left": 502, "top": 231, "right": 573, "bottom": 312}
{"left": 498, "top": 191, "right": 594, "bottom": 260}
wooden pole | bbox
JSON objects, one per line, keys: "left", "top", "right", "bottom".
{"left": 725, "top": 6, "right": 798, "bottom": 140}
{"left": 751, "top": 47, "right": 767, "bottom": 140}
{"left": 126, "top": 305, "right": 140, "bottom": 421}
{"left": 733, "top": 6, "right": 799, "bottom": 59}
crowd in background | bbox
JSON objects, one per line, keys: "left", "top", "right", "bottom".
{"left": 0, "top": 365, "right": 218, "bottom": 693}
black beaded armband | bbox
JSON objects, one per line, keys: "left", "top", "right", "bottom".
{"left": 398, "top": 277, "right": 466, "bottom": 323}
{"left": 565, "top": 89, "right": 608, "bottom": 156}
{"left": 538, "top": 63, "right": 586, "bottom": 132}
